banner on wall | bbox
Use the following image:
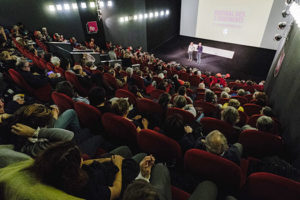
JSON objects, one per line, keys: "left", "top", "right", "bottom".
{"left": 86, "top": 21, "right": 98, "bottom": 34}
{"left": 274, "top": 49, "right": 285, "bottom": 78}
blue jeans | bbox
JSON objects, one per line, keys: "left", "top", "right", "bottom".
{"left": 197, "top": 53, "right": 202, "bottom": 64}
{"left": 54, "top": 109, "right": 81, "bottom": 134}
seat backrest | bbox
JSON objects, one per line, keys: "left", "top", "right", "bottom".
{"left": 243, "top": 103, "right": 262, "bottom": 116}
{"left": 195, "top": 93, "right": 205, "bottom": 101}
{"left": 137, "top": 129, "right": 182, "bottom": 163}
{"left": 166, "top": 107, "right": 195, "bottom": 124}
{"left": 101, "top": 113, "right": 138, "bottom": 147}
{"left": 189, "top": 75, "right": 201, "bottom": 87}
{"left": 132, "top": 74, "right": 146, "bottom": 91}
{"left": 218, "top": 98, "right": 230, "bottom": 105}
{"left": 179, "top": 72, "right": 189, "bottom": 81}
{"left": 74, "top": 102, "right": 102, "bottom": 131}
{"left": 248, "top": 114, "right": 281, "bottom": 135}
{"left": 8, "top": 69, "right": 34, "bottom": 94}
{"left": 231, "top": 96, "right": 248, "bottom": 105}
{"left": 136, "top": 98, "right": 163, "bottom": 115}
{"left": 247, "top": 114, "right": 262, "bottom": 128}
{"left": 200, "top": 117, "right": 239, "bottom": 144}
{"left": 103, "top": 73, "right": 118, "bottom": 89}
{"left": 184, "top": 149, "right": 242, "bottom": 192}
{"left": 65, "top": 71, "right": 89, "bottom": 97}
{"left": 238, "top": 130, "right": 283, "bottom": 158}
{"left": 237, "top": 110, "right": 248, "bottom": 127}
{"left": 194, "top": 101, "right": 220, "bottom": 118}
{"left": 150, "top": 89, "right": 165, "bottom": 100}
{"left": 51, "top": 92, "right": 74, "bottom": 113}
{"left": 115, "top": 89, "right": 137, "bottom": 105}
{"left": 243, "top": 172, "right": 300, "bottom": 200}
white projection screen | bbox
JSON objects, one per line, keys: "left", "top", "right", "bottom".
{"left": 180, "top": 0, "right": 274, "bottom": 48}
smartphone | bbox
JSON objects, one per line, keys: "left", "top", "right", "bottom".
{"left": 47, "top": 71, "right": 54, "bottom": 76}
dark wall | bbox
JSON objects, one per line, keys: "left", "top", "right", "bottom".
{"left": 102, "top": 0, "right": 147, "bottom": 50}
{"left": 265, "top": 22, "right": 300, "bottom": 167}
{"left": 145, "top": 0, "right": 181, "bottom": 51}
{"left": 76, "top": 0, "right": 106, "bottom": 48}
{"left": 0, "top": 0, "right": 85, "bottom": 41}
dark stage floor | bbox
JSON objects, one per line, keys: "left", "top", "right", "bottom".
{"left": 152, "top": 36, "right": 276, "bottom": 82}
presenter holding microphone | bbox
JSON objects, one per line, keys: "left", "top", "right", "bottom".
{"left": 188, "top": 42, "right": 195, "bottom": 61}
{"left": 197, "top": 42, "right": 203, "bottom": 65}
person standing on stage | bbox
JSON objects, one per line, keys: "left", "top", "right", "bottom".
{"left": 197, "top": 42, "right": 203, "bottom": 65}
{"left": 188, "top": 42, "right": 195, "bottom": 62}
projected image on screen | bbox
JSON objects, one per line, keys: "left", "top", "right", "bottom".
{"left": 181, "top": 0, "right": 274, "bottom": 47}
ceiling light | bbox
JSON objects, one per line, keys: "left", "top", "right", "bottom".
{"left": 72, "top": 3, "right": 78, "bottom": 9}
{"left": 144, "top": 13, "right": 148, "bottom": 19}
{"left": 166, "top": 10, "right": 170, "bottom": 15}
{"left": 124, "top": 16, "right": 129, "bottom": 22}
{"left": 64, "top": 4, "right": 70, "bottom": 10}
{"left": 290, "top": 2, "right": 300, "bottom": 27}
{"left": 139, "top": 14, "right": 143, "bottom": 20}
{"left": 160, "top": 11, "right": 165, "bottom": 16}
{"left": 134, "top": 15, "right": 138, "bottom": 20}
{"left": 155, "top": 12, "right": 159, "bottom": 17}
{"left": 99, "top": 1, "right": 105, "bottom": 8}
{"left": 81, "top": 2, "right": 87, "bottom": 9}
{"left": 120, "top": 17, "right": 124, "bottom": 23}
{"left": 49, "top": 5, "right": 56, "bottom": 12}
{"left": 56, "top": 4, "right": 62, "bottom": 11}
{"left": 107, "top": 1, "right": 113, "bottom": 7}
{"left": 90, "top": 2, "right": 96, "bottom": 8}
{"left": 149, "top": 12, "right": 154, "bottom": 18}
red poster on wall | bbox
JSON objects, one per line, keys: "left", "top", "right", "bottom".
{"left": 86, "top": 21, "right": 98, "bottom": 34}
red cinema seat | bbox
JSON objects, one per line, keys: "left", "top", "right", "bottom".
{"left": 136, "top": 98, "right": 163, "bottom": 116}
{"left": 231, "top": 96, "right": 248, "bottom": 105}
{"left": 74, "top": 102, "right": 102, "bottom": 131}
{"left": 189, "top": 75, "right": 201, "bottom": 87}
{"left": 166, "top": 107, "right": 195, "bottom": 124}
{"left": 8, "top": 69, "right": 51, "bottom": 102}
{"left": 65, "top": 71, "right": 89, "bottom": 97}
{"left": 218, "top": 98, "right": 230, "bottom": 105}
{"left": 137, "top": 129, "right": 182, "bottom": 164}
{"left": 243, "top": 103, "right": 262, "bottom": 116}
{"left": 171, "top": 186, "right": 190, "bottom": 200}
{"left": 242, "top": 172, "right": 300, "bottom": 200}
{"left": 101, "top": 113, "right": 138, "bottom": 148}
{"left": 150, "top": 89, "right": 165, "bottom": 100}
{"left": 238, "top": 130, "right": 284, "bottom": 158}
{"left": 103, "top": 73, "right": 119, "bottom": 90}
{"left": 115, "top": 89, "right": 137, "bottom": 105}
{"left": 194, "top": 101, "right": 220, "bottom": 118}
{"left": 51, "top": 92, "right": 74, "bottom": 113}
{"left": 132, "top": 74, "right": 146, "bottom": 91}
{"left": 247, "top": 114, "right": 281, "bottom": 135}
{"left": 184, "top": 149, "right": 243, "bottom": 192}
{"left": 236, "top": 110, "right": 248, "bottom": 127}
{"left": 200, "top": 117, "right": 239, "bottom": 144}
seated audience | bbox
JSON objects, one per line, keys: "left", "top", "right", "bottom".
{"left": 223, "top": 99, "right": 244, "bottom": 112}
{"left": 111, "top": 98, "right": 148, "bottom": 132}
{"left": 173, "top": 95, "right": 196, "bottom": 117}
{"left": 256, "top": 115, "right": 273, "bottom": 132}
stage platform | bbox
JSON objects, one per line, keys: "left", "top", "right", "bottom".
{"left": 152, "top": 35, "right": 276, "bottom": 82}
